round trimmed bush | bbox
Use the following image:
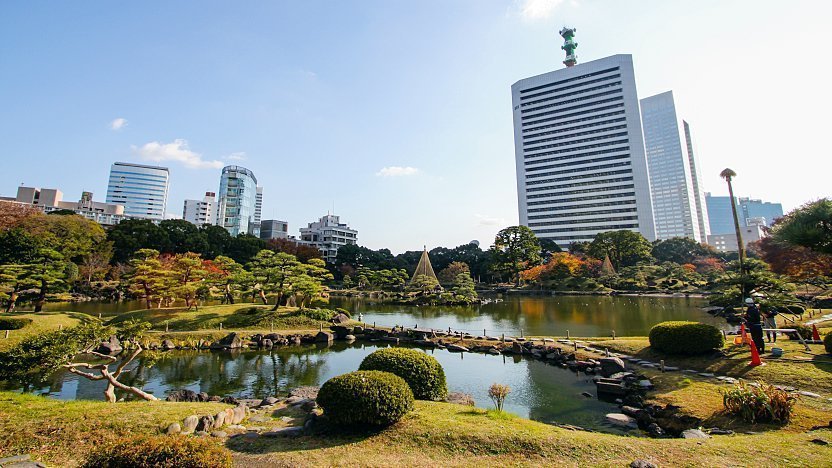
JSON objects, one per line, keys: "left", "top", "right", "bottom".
{"left": 359, "top": 347, "right": 448, "bottom": 400}
{"left": 82, "top": 435, "right": 232, "bottom": 467}
{"left": 0, "top": 317, "right": 32, "bottom": 330}
{"left": 825, "top": 332, "right": 832, "bottom": 355}
{"left": 648, "top": 321, "right": 724, "bottom": 355}
{"left": 317, "top": 370, "right": 414, "bottom": 426}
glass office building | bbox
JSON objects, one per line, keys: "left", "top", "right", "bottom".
{"left": 216, "top": 165, "right": 258, "bottom": 236}
{"left": 105, "top": 162, "right": 169, "bottom": 220}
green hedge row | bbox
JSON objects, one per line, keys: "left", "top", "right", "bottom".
{"left": 649, "top": 321, "right": 724, "bottom": 355}
{"left": 0, "top": 317, "right": 33, "bottom": 330}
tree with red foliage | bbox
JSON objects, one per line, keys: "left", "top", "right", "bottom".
{"left": 266, "top": 238, "right": 322, "bottom": 263}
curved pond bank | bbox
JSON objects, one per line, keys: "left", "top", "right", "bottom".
{"left": 13, "top": 342, "right": 632, "bottom": 434}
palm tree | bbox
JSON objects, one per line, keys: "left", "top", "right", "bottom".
{"left": 720, "top": 168, "right": 745, "bottom": 298}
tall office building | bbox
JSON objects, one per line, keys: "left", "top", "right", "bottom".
{"left": 216, "top": 165, "right": 258, "bottom": 236}
{"left": 705, "top": 193, "right": 783, "bottom": 235}
{"left": 683, "top": 121, "right": 710, "bottom": 240}
{"left": 640, "top": 91, "right": 708, "bottom": 241}
{"left": 512, "top": 44, "right": 655, "bottom": 247}
{"left": 182, "top": 192, "right": 216, "bottom": 226}
{"left": 248, "top": 186, "right": 264, "bottom": 236}
{"left": 106, "top": 162, "right": 169, "bottom": 221}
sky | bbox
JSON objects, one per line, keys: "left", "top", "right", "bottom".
{"left": 1, "top": 0, "right": 830, "bottom": 253}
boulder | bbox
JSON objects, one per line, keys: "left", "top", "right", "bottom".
{"left": 630, "top": 460, "right": 658, "bottom": 468}
{"left": 196, "top": 415, "right": 214, "bottom": 432}
{"left": 211, "top": 431, "right": 228, "bottom": 438}
{"left": 330, "top": 325, "right": 350, "bottom": 339}
{"left": 260, "top": 396, "right": 279, "bottom": 407}
{"left": 314, "top": 331, "right": 334, "bottom": 343}
{"left": 161, "top": 339, "right": 176, "bottom": 351}
{"left": 331, "top": 313, "right": 350, "bottom": 325}
{"left": 681, "top": 429, "right": 710, "bottom": 439}
{"left": 94, "top": 335, "right": 123, "bottom": 355}
{"left": 599, "top": 357, "right": 626, "bottom": 377}
{"left": 605, "top": 413, "right": 637, "bottom": 428}
{"left": 182, "top": 415, "right": 199, "bottom": 434}
{"left": 511, "top": 341, "right": 524, "bottom": 354}
{"left": 231, "top": 405, "right": 247, "bottom": 425}
{"left": 344, "top": 334, "right": 356, "bottom": 342}
{"left": 211, "top": 332, "right": 243, "bottom": 349}
{"left": 224, "top": 408, "right": 235, "bottom": 424}
{"left": 353, "top": 326, "right": 364, "bottom": 335}
{"left": 220, "top": 396, "right": 240, "bottom": 406}
{"left": 213, "top": 411, "right": 226, "bottom": 429}
{"left": 261, "top": 339, "right": 273, "bottom": 349}
{"left": 447, "top": 344, "right": 468, "bottom": 352}
{"left": 165, "top": 422, "right": 181, "bottom": 435}
{"left": 166, "top": 389, "right": 200, "bottom": 402}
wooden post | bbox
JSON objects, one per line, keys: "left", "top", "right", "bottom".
{"left": 4, "top": 330, "right": 8, "bottom": 339}
{"left": 605, "top": 348, "right": 610, "bottom": 357}
{"left": 567, "top": 330, "right": 570, "bottom": 339}
{"left": 219, "top": 322, "right": 223, "bottom": 331}
{"left": 319, "top": 323, "right": 323, "bottom": 332}
{"left": 574, "top": 341, "right": 578, "bottom": 352}
{"left": 612, "top": 330, "right": 616, "bottom": 340}
{"left": 270, "top": 320, "right": 274, "bottom": 332}
{"left": 660, "top": 360, "right": 665, "bottom": 373}
{"left": 483, "top": 329, "right": 486, "bottom": 337}
{"left": 59, "top": 324, "right": 63, "bottom": 331}
{"left": 501, "top": 333, "right": 505, "bottom": 342}
{"left": 722, "top": 330, "right": 727, "bottom": 340}
{"left": 98, "top": 313, "right": 101, "bottom": 319}
{"left": 520, "top": 329, "right": 524, "bottom": 338}
{"left": 165, "top": 322, "right": 169, "bottom": 333}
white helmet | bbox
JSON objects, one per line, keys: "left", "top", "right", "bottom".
{"left": 744, "top": 298, "right": 754, "bottom": 304}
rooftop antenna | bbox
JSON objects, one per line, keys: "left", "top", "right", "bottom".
{"left": 560, "top": 27, "right": 578, "bottom": 67}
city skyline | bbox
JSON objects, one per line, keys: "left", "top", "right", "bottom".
{"left": 2, "top": 1, "right": 830, "bottom": 253}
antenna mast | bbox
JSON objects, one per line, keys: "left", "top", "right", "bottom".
{"left": 560, "top": 27, "right": 578, "bottom": 67}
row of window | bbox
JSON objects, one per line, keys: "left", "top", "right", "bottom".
{"left": 521, "top": 87, "right": 623, "bottom": 116}
{"left": 522, "top": 108, "right": 626, "bottom": 136}
{"left": 524, "top": 138, "right": 629, "bottom": 161}
{"left": 527, "top": 197, "right": 636, "bottom": 214}
{"left": 523, "top": 123, "right": 628, "bottom": 151}
{"left": 528, "top": 206, "right": 638, "bottom": 221}
{"left": 526, "top": 168, "right": 633, "bottom": 186}
{"left": 526, "top": 151, "right": 631, "bottom": 173}
{"left": 526, "top": 161, "right": 631, "bottom": 180}
{"left": 521, "top": 96, "right": 624, "bottom": 126}
{"left": 520, "top": 74, "right": 622, "bottom": 107}
{"left": 524, "top": 131, "right": 629, "bottom": 154}
{"left": 523, "top": 115, "right": 627, "bottom": 143}
{"left": 527, "top": 176, "right": 635, "bottom": 194}
{"left": 532, "top": 223, "right": 639, "bottom": 235}
{"left": 522, "top": 102, "right": 626, "bottom": 131}
{"left": 518, "top": 66, "right": 620, "bottom": 97}
{"left": 530, "top": 215, "right": 639, "bottom": 228}
{"left": 527, "top": 191, "right": 636, "bottom": 209}
{"left": 527, "top": 183, "right": 636, "bottom": 201}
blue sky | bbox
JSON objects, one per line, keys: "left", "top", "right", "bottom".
{"left": 2, "top": 1, "right": 830, "bottom": 253}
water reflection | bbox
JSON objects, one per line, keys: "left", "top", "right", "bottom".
{"left": 12, "top": 343, "right": 627, "bottom": 433}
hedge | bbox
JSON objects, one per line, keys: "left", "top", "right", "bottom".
{"left": 317, "top": 370, "right": 414, "bottom": 426}
{"left": 359, "top": 347, "right": 447, "bottom": 400}
{"left": 0, "top": 317, "right": 33, "bottom": 330}
{"left": 648, "top": 321, "right": 724, "bottom": 355}
{"left": 82, "top": 435, "right": 232, "bottom": 468}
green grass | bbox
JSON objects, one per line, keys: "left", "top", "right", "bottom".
{"left": 0, "top": 311, "right": 96, "bottom": 351}
{"left": 107, "top": 303, "right": 336, "bottom": 333}
{"left": 0, "top": 391, "right": 231, "bottom": 466}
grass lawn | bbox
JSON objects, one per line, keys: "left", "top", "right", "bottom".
{"left": 0, "top": 391, "right": 231, "bottom": 466}
{"left": 0, "top": 311, "right": 96, "bottom": 352}
{"left": 106, "top": 303, "right": 335, "bottom": 333}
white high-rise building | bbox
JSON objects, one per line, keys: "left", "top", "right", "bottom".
{"left": 216, "top": 165, "right": 258, "bottom": 236}
{"left": 248, "top": 186, "right": 264, "bottom": 236}
{"left": 511, "top": 54, "right": 655, "bottom": 247}
{"left": 300, "top": 214, "right": 358, "bottom": 263}
{"left": 106, "top": 162, "right": 169, "bottom": 221}
{"left": 182, "top": 192, "right": 216, "bottom": 226}
{"left": 640, "top": 91, "right": 708, "bottom": 241}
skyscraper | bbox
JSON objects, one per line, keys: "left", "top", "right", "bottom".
{"left": 248, "top": 186, "right": 263, "bottom": 236}
{"left": 640, "top": 91, "right": 707, "bottom": 241}
{"left": 216, "top": 165, "right": 258, "bottom": 236}
{"left": 512, "top": 50, "right": 655, "bottom": 247}
{"left": 106, "top": 162, "right": 169, "bottom": 221}
{"left": 182, "top": 192, "right": 216, "bottom": 226}
{"left": 705, "top": 193, "right": 783, "bottom": 235}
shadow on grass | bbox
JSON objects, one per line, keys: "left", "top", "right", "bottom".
{"left": 226, "top": 420, "right": 389, "bottom": 454}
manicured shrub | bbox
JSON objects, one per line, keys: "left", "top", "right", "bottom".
{"left": 825, "top": 332, "right": 832, "bottom": 354}
{"left": 335, "top": 308, "right": 352, "bottom": 318}
{"left": 722, "top": 380, "right": 798, "bottom": 423}
{"left": 785, "top": 324, "right": 813, "bottom": 341}
{"left": 359, "top": 347, "right": 448, "bottom": 400}
{"left": 648, "top": 321, "right": 724, "bottom": 355}
{"left": 297, "top": 308, "right": 334, "bottom": 321}
{"left": 82, "top": 435, "right": 232, "bottom": 468}
{"left": 317, "top": 370, "right": 414, "bottom": 426}
{"left": 0, "top": 317, "right": 32, "bottom": 330}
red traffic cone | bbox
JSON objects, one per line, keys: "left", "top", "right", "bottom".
{"left": 748, "top": 338, "right": 764, "bottom": 367}
{"left": 740, "top": 323, "right": 750, "bottom": 344}
{"left": 812, "top": 324, "right": 822, "bottom": 342}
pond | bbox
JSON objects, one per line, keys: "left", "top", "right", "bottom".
{"left": 9, "top": 343, "right": 631, "bottom": 434}
{"left": 329, "top": 295, "right": 722, "bottom": 337}
{"left": 43, "top": 295, "right": 721, "bottom": 337}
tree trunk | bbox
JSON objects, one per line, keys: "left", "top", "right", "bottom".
{"left": 726, "top": 179, "right": 746, "bottom": 298}
{"left": 5, "top": 290, "right": 17, "bottom": 313}
{"left": 259, "top": 289, "right": 268, "bottom": 305}
{"left": 34, "top": 280, "right": 47, "bottom": 312}
{"left": 144, "top": 283, "right": 152, "bottom": 309}
{"left": 225, "top": 284, "right": 234, "bottom": 304}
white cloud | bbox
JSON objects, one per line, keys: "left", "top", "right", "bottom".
{"left": 475, "top": 214, "right": 507, "bottom": 226}
{"left": 110, "top": 118, "right": 128, "bottom": 131}
{"left": 376, "top": 166, "right": 420, "bottom": 177}
{"left": 227, "top": 152, "right": 247, "bottom": 161}
{"left": 131, "top": 139, "right": 224, "bottom": 169}
{"left": 516, "top": 0, "right": 569, "bottom": 20}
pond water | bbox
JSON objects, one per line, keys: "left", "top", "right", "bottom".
{"left": 8, "top": 342, "right": 630, "bottom": 433}
{"left": 42, "top": 295, "right": 721, "bottom": 337}
{"left": 330, "top": 295, "right": 722, "bottom": 337}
